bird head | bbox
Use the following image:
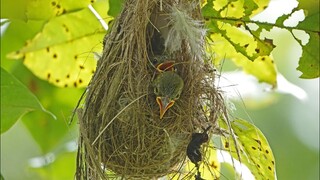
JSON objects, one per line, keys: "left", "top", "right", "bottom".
{"left": 151, "top": 55, "right": 176, "bottom": 72}
{"left": 153, "top": 71, "right": 184, "bottom": 119}
{"left": 156, "top": 61, "right": 175, "bottom": 72}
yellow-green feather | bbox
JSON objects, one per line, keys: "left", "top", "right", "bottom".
{"left": 154, "top": 71, "right": 184, "bottom": 100}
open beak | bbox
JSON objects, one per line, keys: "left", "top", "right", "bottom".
{"left": 156, "top": 61, "right": 175, "bottom": 72}
{"left": 156, "top": 97, "right": 175, "bottom": 119}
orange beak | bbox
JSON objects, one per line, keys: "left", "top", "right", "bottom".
{"left": 156, "top": 97, "right": 175, "bottom": 119}
{"left": 156, "top": 61, "right": 175, "bottom": 72}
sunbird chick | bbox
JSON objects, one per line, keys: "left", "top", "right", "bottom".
{"left": 153, "top": 71, "right": 184, "bottom": 119}
{"left": 151, "top": 55, "right": 175, "bottom": 72}
{"left": 156, "top": 61, "right": 175, "bottom": 72}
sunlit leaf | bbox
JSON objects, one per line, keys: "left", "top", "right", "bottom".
{"left": 200, "top": 145, "right": 221, "bottom": 179}
{"left": 26, "top": 0, "right": 99, "bottom": 20}
{"left": 204, "top": 0, "right": 269, "bottom": 18}
{"left": 0, "top": 0, "right": 28, "bottom": 20}
{"left": 167, "top": 142, "right": 220, "bottom": 179}
{"left": 183, "top": 144, "right": 221, "bottom": 179}
{"left": 7, "top": 0, "right": 111, "bottom": 88}
{"left": 271, "top": 0, "right": 319, "bottom": 79}
{"left": 1, "top": 19, "right": 45, "bottom": 72}
{"left": 9, "top": 34, "right": 102, "bottom": 88}
{"left": 202, "top": 0, "right": 277, "bottom": 86}
{"left": 207, "top": 27, "right": 277, "bottom": 86}
{"left": 0, "top": 67, "right": 55, "bottom": 134}
{"left": 220, "top": 119, "right": 276, "bottom": 180}
{"left": 1, "top": 0, "right": 98, "bottom": 20}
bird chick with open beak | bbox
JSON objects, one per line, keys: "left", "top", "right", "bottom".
{"left": 151, "top": 54, "right": 176, "bottom": 72}
{"left": 153, "top": 71, "right": 184, "bottom": 119}
{"left": 156, "top": 60, "right": 175, "bottom": 72}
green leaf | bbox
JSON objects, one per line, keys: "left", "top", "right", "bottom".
{"left": 0, "top": 0, "right": 28, "bottom": 20}
{"left": 297, "top": 0, "right": 319, "bottom": 15}
{"left": 22, "top": 86, "right": 81, "bottom": 152}
{"left": 167, "top": 142, "right": 221, "bottom": 179}
{"left": 271, "top": 1, "right": 320, "bottom": 79}
{"left": 297, "top": 11, "right": 319, "bottom": 32}
{"left": 31, "top": 152, "right": 77, "bottom": 179}
{"left": 200, "top": 145, "right": 221, "bottom": 179}
{"left": 297, "top": 32, "right": 320, "bottom": 78}
{"left": 108, "top": 0, "right": 125, "bottom": 17}
{"left": 296, "top": 11, "right": 319, "bottom": 78}
{"left": 220, "top": 119, "right": 276, "bottom": 180}
{"left": 202, "top": 0, "right": 277, "bottom": 86}
{"left": 207, "top": 25, "right": 277, "bottom": 86}
{"left": 0, "top": 67, "right": 55, "bottom": 134}
{"left": 7, "top": 0, "right": 111, "bottom": 88}
{"left": 6, "top": 61, "right": 81, "bottom": 153}
{"left": 1, "top": 20, "right": 45, "bottom": 72}
{"left": 1, "top": 0, "right": 98, "bottom": 20}
{"left": 220, "top": 162, "right": 238, "bottom": 179}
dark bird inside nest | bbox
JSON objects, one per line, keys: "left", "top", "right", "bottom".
{"left": 187, "top": 126, "right": 212, "bottom": 166}
{"left": 153, "top": 71, "right": 184, "bottom": 119}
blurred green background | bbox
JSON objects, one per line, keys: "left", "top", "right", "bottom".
{"left": 1, "top": 0, "right": 319, "bottom": 180}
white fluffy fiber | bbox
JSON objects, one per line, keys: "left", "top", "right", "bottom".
{"left": 165, "top": 5, "right": 206, "bottom": 59}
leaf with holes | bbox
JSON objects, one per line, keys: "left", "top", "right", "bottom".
{"left": 206, "top": 23, "right": 277, "bottom": 86}
{"left": 202, "top": 0, "right": 277, "bottom": 86}
{"left": 297, "top": 31, "right": 320, "bottom": 78}
{"left": 220, "top": 119, "right": 276, "bottom": 180}
{"left": 296, "top": 9, "right": 320, "bottom": 78}
{"left": 6, "top": 0, "right": 111, "bottom": 88}
{"left": 0, "top": 67, "right": 55, "bottom": 134}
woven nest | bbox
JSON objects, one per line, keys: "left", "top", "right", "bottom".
{"left": 76, "top": 0, "right": 226, "bottom": 179}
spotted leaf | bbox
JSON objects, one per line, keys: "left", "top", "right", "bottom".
{"left": 7, "top": 0, "right": 111, "bottom": 88}
{"left": 1, "top": 0, "right": 98, "bottom": 20}
{"left": 167, "top": 142, "right": 221, "bottom": 180}
{"left": 296, "top": 8, "right": 320, "bottom": 78}
{"left": 202, "top": 0, "right": 277, "bottom": 86}
{"left": 199, "top": 144, "right": 221, "bottom": 179}
{"left": 220, "top": 118, "right": 276, "bottom": 180}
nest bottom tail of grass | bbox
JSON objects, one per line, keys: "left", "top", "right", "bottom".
{"left": 75, "top": 0, "right": 226, "bottom": 179}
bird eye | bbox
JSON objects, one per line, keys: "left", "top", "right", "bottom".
{"left": 154, "top": 87, "right": 159, "bottom": 95}
{"left": 174, "top": 93, "right": 181, "bottom": 99}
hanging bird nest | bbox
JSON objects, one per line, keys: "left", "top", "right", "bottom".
{"left": 75, "top": 0, "right": 227, "bottom": 179}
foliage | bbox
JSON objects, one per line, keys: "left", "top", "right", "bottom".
{"left": 0, "top": 0, "right": 319, "bottom": 179}
{"left": 4, "top": 0, "right": 110, "bottom": 88}
{"left": 203, "top": 0, "right": 277, "bottom": 86}
{"left": 0, "top": 67, "right": 55, "bottom": 134}
{"left": 220, "top": 119, "right": 276, "bottom": 179}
